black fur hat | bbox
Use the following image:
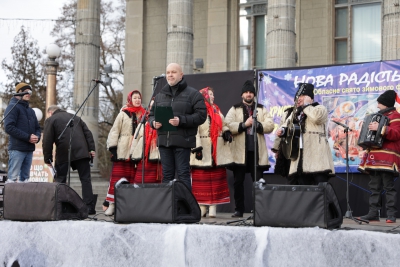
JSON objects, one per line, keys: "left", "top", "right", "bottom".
{"left": 241, "top": 80, "right": 256, "bottom": 95}
{"left": 295, "top": 83, "right": 314, "bottom": 100}
{"left": 377, "top": 90, "right": 396, "bottom": 108}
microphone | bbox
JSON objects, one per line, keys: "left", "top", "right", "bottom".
{"left": 153, "top": 74, "right": 165, "bottom": 80}
{"left": 13, "top": 90, "right": 32, "bottom": 97}
{"left": 331, "top": 120, "right": 353, "bottom": 131}
{"left": 92, "top": 79, "right": 104, "bottom": 84}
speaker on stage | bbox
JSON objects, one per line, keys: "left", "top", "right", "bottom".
{"left": 114, "top": 180, "right": 201, "bottom": 223}
{"left": 254, "top": 181, "right": 343, "bottom": 229}
{"left": 3, "top": 182, "right": 88, "bottom": 221}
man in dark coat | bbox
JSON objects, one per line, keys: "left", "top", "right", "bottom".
{"left": 4, "top": 82, "right": 41, "bottom": 183}
{"left": 42, "top": 105, "right": 97, "bottom": 214}
{"left": 148, "top": 63, "right": 207, "bottom": 190}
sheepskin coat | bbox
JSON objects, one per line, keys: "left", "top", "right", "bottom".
{"left": 190, "top": 113, "right": 233, "bottom": 167}
{"left": 107, "top": 111, "right": 138, "bottom": 160}
{"left": 225, "top": 102, "right": 274, "bottom": 168}
{"left": 281, "top": 104, "right": 335, "bottom": 177}
{"left": 131, "top": 123, "right": 161, "bottom": 162}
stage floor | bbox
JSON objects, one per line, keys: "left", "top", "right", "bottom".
{"left": 90, "top": 211, "right": 400, "bottom": 234}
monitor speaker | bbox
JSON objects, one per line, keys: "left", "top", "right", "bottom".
{"left": 3, "top": 182, "right": 88, "bottom": 221}
{"left": 254, "top": 182, "right": 343, "bottom": 229}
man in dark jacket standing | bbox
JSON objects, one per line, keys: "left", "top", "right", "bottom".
{"left": 149, "top": 63, "right": 207, "bottom": 190}
{"left": 42, "top": 105, "right": 97, "bottom": 214}
{"left": 4, "top": 82, "right": 41, "bottom": 183}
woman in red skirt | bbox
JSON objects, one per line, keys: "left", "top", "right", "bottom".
{"left": 103, "top": 90, "right": 145, "bottom": 216}
{"left": 190, "top": 87, "right": 233, "bottom": 218}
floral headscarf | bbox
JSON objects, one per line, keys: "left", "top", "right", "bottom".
{"left": 123, "top": 90, "right": 145, "bottom": 116}
{"left": 199, "top": 87, "right": 223, "bottom": 164}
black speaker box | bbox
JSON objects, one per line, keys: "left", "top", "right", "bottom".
{"left": 254, "top": 182, "right": 343, "bottom": 229}
{"left": 3, "top": 182, "right": 88, "bottom": 221}
{"left": 114, "top": 180, "right": 201, "bottom": 223}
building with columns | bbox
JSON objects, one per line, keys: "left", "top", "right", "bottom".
{"left": 124, "top": 0, "right": 399, "bottom": 103}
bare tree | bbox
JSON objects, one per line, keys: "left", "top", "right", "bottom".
{"left": 1, "top": 26, "right": 48, "bottom": 166}
{"left": 51, "top": 0, "right": 126, "bottom": 177}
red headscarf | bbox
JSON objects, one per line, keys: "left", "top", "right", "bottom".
{"left": 199, "top": 87, "right": 223, "bottom": 164}
{"left": 123, "top": 90, "right": 145, "bottom": 117}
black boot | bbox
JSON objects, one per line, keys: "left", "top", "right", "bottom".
{"left": 87, "top": 194, "right": 98, "bottom": 215}
{"left": 358, "top": 211, "right": 379, "bottom": 222}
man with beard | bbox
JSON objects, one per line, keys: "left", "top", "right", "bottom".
{"left": 149, "top": 63, "right": 207, "bottom": 190}
{"left": 225, "top": 80, "right": 274, "bottom": 217}
{"left": 276, "top": 83, "right": 335, "bottom": 185}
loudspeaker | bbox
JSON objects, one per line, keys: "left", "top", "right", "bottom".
{"left": 254, "top": 182, "right": 343, "bottom": 229}
{"left": 114, "top": 180, "right": 201, "bottom": 223}
{"left": 3, "top": 182, "right": 88, "bottom": 221}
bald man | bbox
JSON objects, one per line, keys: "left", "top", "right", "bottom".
{"left": 149, "top": 63, "right": 207, "bottom": 190}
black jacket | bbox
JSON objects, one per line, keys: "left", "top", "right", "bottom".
{"left": 4, "top": 97, "right": 41, "bottom": 151}
{"left": 149, "top": 78, "right": 207, "bottom": 148}
{"left": 42, "top": 109, "right": 95, "bottom": 164}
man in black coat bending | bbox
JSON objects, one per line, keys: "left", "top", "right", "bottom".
{"left": 149, "top": 63, "right": 207, "bottom": 190}
{"left": 42, "top": 105, "right": 97, "bottom": 214}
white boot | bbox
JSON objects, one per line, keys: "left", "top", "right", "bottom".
{"left": 105, "top": 203, "right": 115, "bottom": 216}
{"left": 200, "top": 205, "right": 207, "bottom": 217}
{"left": 209, "top": 205, "right": 217, "bottom": 218}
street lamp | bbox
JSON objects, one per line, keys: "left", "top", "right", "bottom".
{"left": 45, "top": 44, "right": 60, "bottom": 118}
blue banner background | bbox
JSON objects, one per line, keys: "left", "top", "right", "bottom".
{"left": 259, "top": 60, "right": 400, "bottom": 173}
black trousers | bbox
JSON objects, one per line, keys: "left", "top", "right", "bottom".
{"left": 55, "top": 158, "right": 94, "bottom": 205}
{"left": 368, "top": 170, "right": 397, "bottom": 216}
{"left": 293, "top": 149, "right": 330, "bottom": 185}
{"left": 232, "top": 151, "right": 263, "bottom": 213}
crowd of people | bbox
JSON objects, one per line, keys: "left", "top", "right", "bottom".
{"left": 4, "top": 63, "right": 400, "bottom": 223}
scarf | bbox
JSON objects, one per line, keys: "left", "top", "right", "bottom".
{"left": 144, "top": 122, "right": 158, "bottom": 164}
{"left": 199, "top": 87, "right": 223, "bottom": 164}
{"left": 123, "top": 90, "right": 145, "bottom": 116}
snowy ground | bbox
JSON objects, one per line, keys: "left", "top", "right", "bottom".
{"left": 0, "top": 220, "right": 400, "bottom": 267}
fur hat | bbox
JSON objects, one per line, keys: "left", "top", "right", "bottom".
{"left": 241, "top": 80, "right": 256, "bottom": 95}
{"left": 15, "top": 82, "right": 32, "bottom": 93}
{"left": 295, "top": 83, "right": 314, "bottom": 100}
{"left": 377, "top": 90, "right": 396, "bottom": 108}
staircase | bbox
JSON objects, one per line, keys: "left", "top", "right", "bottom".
{"left": 67, "top": 169, "right": 109, "bottom": 212}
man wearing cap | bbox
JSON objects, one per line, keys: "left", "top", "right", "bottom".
{"left": 225, "top": 80, "right": 274, "bottom": 218}
{"left": 4, "top": 82, "right": 41, "bottom": 183}
{"left": 276, "top": 83, "right": 335, "bottom": 185}
{"left": 358, "top": 90, "right": 400, "bottom": 223}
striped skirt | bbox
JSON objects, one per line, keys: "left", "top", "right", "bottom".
{"left": 191, "top": 167, "right": 230, "bottom": 205}
{"left": 106, "top": 161, "right": 136, "bottom": 203}
{"left": 133, "top": 161, "right": 162, "bottom": 184}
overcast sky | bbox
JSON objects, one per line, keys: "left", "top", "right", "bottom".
{"left": 0, "top": 0, "right": 65, "bottom": 87}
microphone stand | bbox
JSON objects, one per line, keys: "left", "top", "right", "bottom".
{"left": 331, "top": 119, "right": 367, "bottom": 224}
{"left": 58, "top": 81, "right": 101, "bottom": 186}
{"left": 227, "top": 70, "right": 261, "bottom": 225}
{"left": 135, "top": 77, "right": 162, "bottom": 184}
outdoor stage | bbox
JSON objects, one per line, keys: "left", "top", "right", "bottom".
{"left": 1, "top": 213, "right": 400, "bottom": 267}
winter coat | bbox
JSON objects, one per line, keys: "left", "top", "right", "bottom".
{"left": 148, "top": 78, "right": 207, "bottom": 148}
{"left": 281, "top": 103, "right": 335, "bottom": 177}
{"left": 4, "top": 97, "right": 41, "bottom": 152}
{"left": 358, "top": 107, "right": 400, "bottom": 174}
{"left": 131, "top": 122, "right": 161, "bottom": 162}
{"left": 272, "top": 110, "right": 291, "bottom": 177}
{"left": 225, "top": 102, "right": 274, "bottom": 168}
{"left": 42, "top": 109, "right": 95, "bottom": 164}
{"left": 107, "top": 110, "right": 140, "bottom": 161}
{"left": 190, "top": 113, "right": 233, "bottom": 167}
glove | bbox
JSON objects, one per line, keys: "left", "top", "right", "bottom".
{"left": 222, "top": 131, "right": 233, "bottom": 143}
{"left": 109, "top": 146, "right": 118, "bottom": 161}
{"left": 256, "top": 122, "right": 263, "bottom": 134}
{"left": 191, "top": 147, "right": 203, "bottom": 160}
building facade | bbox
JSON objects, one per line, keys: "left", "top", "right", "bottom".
{"left": 124, "top": 0, "right": 399, "bottom": 103}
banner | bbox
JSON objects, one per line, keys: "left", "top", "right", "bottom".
{"left": 259, "top": 60, "right": 400, "bottom": 173}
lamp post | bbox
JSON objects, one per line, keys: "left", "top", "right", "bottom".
{"left": 45, "top": 44, "right": 60, "bottom": 118}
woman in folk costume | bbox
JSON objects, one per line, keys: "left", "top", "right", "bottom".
{"left": 131, "top": 99, "right": 163, "bottom": 183}
{"left": 103, "top": 90, "right": 145, "bottom": 216}
{"left": 190, "top": 87, "right": 233, "bottom": 218}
